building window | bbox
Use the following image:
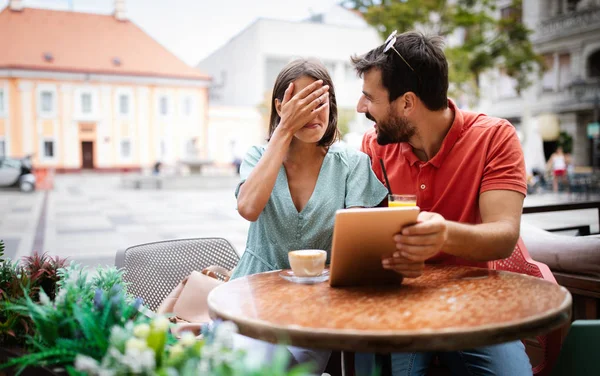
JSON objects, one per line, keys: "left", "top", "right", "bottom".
{"left": 185, "top": 138, "right": 197, "bottom": 157}
{"left": 0, "top": 139, "right": 5, "bottom": 157}
{"left": 159, "top": 96, "right": 168, "bottom": 116}
{"left": 40, "top": 91, "right": 54, "bottom": 113}
{"left": 566, "top": 0, "right": 580, "bottom": 12}
{"left": 542, "top": 54, "right": 555, "bottom": 92}
{"left": 119, "top": 94, "right": 130, "bottom": 115}
{"left": 498, "top": 69, "right": 518, "bottom": 98}
{"left": 588, "top": 50, "right": 600, "bottom": 78}
{"left": 500, "top": 6, "right": 522, "bottom": 24}
{"left": 554, "top": 0, "right": 583, "bottom": 15}
{"left": 81, "top": 93, "right": 92, "bottom": 114}
{"left": 558, "top": 53, "right": 571, "bottom": 90}
{"left": 120, "top": 140, "right": 131, "bottom": 158}
{"left": 43, "top": 140, "right": 55, "bottom": 158}
{"left": 183, "top": 96, "right": 192, "bottom": 117}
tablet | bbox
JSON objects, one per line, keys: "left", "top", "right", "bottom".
{"left": 329, "top": 206, "right": 420, "bottom": 287}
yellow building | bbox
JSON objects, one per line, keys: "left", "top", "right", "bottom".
{"left": 0, "top": 1, "right": 211, "bottom": 171}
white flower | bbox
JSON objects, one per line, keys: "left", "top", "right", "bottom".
{"left": 54, "top": 288, "right": 67, "bottom": 305}
{"left": 125, "top": 337, "right": 148, "bottom": 352}
{"left": 38, "top": 290, "right": 51, "bottom": 305}
{"left": 109, "top": 325, "right": 130, "bottom": 348}
{"left": 139, "top": 349, "right": 156, "bottom": 370}
{"left": 107, "top": 347, "right": 123, "bottom": 359}
{"left": 169, "top": 343, "right": 185, "bottom": 359}
{"left": 133, "top": 323, "right": 151, "bottom": 339}
{"left": 179, "top": 331, "right": 196, "bottom": 347}
{"left": 201, "top": 343, "right": 217, "bottom": 360}
{"left": 152, "top": 316, "right": 170, "bottom": 332}
{"left": 121, "top": 347, "right": 155, "bottom": 373}
{"left": 74, "top": 354, "right": 100, "bottom": 371}
{"left": 213, "top": 321, "right": 238, "bottom": 348}
{"left": 197, "top": 358, "right": 210, "bottom": 373}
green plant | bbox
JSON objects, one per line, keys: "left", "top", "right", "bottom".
{"left": 337, "top": 108, "right": 355, "bottom": 138}
{"left": 0, "top": 260, "right": 32, "bottom": 344}
{"left": 557, "top": 131, "right": 573, "bottom": 154}
{"left": 1, "top": 261, "right": 314, "bottom": 376}
{"left": 0, "top": 262, "right": 138, "bottom": 371}
{"left": 0, "top": 252, "right": 68, "bottom": 346}
{"left": 22, "top": 252, "right": 68, "bottom": 300}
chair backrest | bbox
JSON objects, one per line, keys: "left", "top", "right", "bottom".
{"left": 115, "top": 238, "right": 240, "bottom": 311}
{"left": 488, "top": 238, "right": 562, "bottom": 376}
{"left": 488, "top": 238, "right": 557, "bottom": 282}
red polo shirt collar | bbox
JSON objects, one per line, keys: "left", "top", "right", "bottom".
{"left": 400, "top": 99, "right": 465, "bottom": 168}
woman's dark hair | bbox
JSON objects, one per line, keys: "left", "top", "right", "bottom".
{"left": 268, "top": 58, "right": 339, "bottom": 147}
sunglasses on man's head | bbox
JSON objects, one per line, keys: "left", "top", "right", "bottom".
{"left": 383, "top": 30, "right": 421, "bottom": 82}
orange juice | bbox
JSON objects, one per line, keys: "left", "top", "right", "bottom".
{"left": 388, "top": 200, "right": 416, "bottom": 207}
{"left": 388, "top": 194, "right": 417, "bottom": 207}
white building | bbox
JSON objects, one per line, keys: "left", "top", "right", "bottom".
{"left": 198, "top": 6, "right": 383, "bottom": 162}
{"left": 478, "top": 0, "right": 600, "bottom": 169}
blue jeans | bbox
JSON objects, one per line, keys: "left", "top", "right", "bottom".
{"left": 356, "top": 341, "right": 532, "bottom": 376}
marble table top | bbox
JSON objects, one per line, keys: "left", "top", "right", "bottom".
{"left": 208, "top": 265, "right": 572, "bottom": 352}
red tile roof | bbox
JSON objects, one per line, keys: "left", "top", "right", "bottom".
{"left": 0, "top": 7, "right": 210, "bottom": 81}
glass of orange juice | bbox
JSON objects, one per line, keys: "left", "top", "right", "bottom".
{"left": 388, "top": 194, "right": 417, "bottom": 207}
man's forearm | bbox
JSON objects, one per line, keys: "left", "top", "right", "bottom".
{"left": 442, "top": 220, "right": 520, "bottom": 262}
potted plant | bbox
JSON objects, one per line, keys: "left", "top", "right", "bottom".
{"left": 1, "top": 259, "right": 313, "bottom": 376}
{"left": 0, "top": 242, "right": 67, "bottom": 375}
{"left": 1, "top": 240, "right": 68, "bottom": 354}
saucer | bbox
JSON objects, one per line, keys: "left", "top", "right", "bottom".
{"left": 279, "top": 269, "right": 329, "bottom": 284}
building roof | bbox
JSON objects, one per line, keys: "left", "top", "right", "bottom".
{"left": 0, "top": 7, "right": 210, "bottom": 81}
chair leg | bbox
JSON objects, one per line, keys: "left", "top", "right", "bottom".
{"left": 341, "top": 351, "right": 355, "bottom": 376}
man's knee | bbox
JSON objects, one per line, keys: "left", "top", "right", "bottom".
{"left": 441, "top": 341, "right": 532, "bottom": 376}
{"left": 390, "top": 352, "right": 434, "bottom": 376}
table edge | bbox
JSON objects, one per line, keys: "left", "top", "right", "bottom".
{"left": 207, "top": 271, "right": 573, "bottom": 352}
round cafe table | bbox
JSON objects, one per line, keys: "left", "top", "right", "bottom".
{"left": 207, "top": 265, "right": 571, "bottom": 366}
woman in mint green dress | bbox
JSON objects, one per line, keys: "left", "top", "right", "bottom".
{"left": 234, "top": 59, "right": 387, "bottom": 278}
{"left": 232, "top": 58, "right": 387, "bottom": 373}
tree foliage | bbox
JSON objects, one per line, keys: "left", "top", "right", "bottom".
{"left": 343, "top": 0, "right": 543, "bottom": 99}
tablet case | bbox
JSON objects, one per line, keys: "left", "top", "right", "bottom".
{"left": 329, "top": 206, "right": 420, "bottom": 287}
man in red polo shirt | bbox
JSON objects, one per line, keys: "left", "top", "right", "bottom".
{"left": 352, "top": 31, "right": 531, "bottom": 375}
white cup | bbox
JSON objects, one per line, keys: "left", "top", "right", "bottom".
{"left": 288, "top": 249, "right": 327, "bottom": 277}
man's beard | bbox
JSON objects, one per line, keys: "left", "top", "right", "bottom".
{"left": 367, "top": 110, "right": 416, "bottom": 146}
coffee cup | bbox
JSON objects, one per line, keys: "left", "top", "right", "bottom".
{"left": 288, "top": 249, "right": 327, "bottom": 277}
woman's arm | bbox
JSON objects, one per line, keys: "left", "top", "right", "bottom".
{"left": 237, "top": 129, "right": 293, "bottom": 221}
{"left": 237, "top": 80, "right": 330, "bottom": 221}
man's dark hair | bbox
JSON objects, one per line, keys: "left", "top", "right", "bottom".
{"left": 351, "top": 31, "right": 448, "bottom": 111}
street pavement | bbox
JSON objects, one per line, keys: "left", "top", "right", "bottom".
{"left": 0, "top": 172, "right": 248, "bottom": 268}
{"left": 0, "top": 173, "right": 598, "bottom": 268}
